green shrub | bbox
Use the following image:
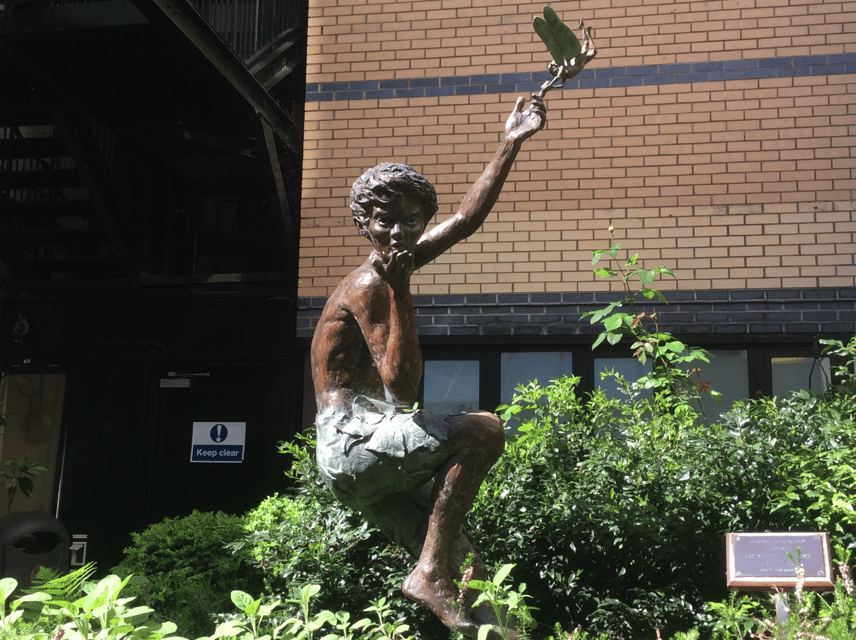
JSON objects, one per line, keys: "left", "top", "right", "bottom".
{"left": 758, "top": 337, "right": 856, "bottom": 549}
{"left": 459, "top": 237, "right": 856, "bottom": 638}
{"left": 112, "top": 510, "right": 261, "bottom": 638}
{"left": 706, "top": 545, "right": 856, "bottom": 640}
{"left": 465, "top": 334, "right": 856, "bottom": 639}
{"left": 473, "top": 375, "right": 732, "bottom": 638}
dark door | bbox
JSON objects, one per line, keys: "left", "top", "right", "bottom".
{"left": 147, "top": 364, "right": 299, "bottom": 522}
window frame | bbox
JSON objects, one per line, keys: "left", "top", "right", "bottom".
{"left": 416, "top": 335, "right": 851, "bottom": 413}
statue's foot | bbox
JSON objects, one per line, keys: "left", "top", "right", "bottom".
{"left": 402, "top": 566, "right": 478, "bottom": 637}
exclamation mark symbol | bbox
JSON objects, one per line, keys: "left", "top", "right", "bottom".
{"left": 211, "top": 423, "right": 228, "bottom": 443}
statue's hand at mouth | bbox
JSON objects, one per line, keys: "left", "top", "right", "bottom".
{"left": 371, "top": 248, "right": 416, "bottom": 291}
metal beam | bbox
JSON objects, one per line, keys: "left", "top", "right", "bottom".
{"left": 259, "top": 116, "right": 295, "bottom": 261}
{"left": 141, "top": 0, "right": 301, "bottom": 154}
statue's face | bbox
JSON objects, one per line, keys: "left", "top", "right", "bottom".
{"left": 368, "top": 195, "right": 425, "bottom": 256}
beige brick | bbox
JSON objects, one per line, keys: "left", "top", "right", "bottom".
{"left": 299, "top": 0, "right": 856, "bottom": 298}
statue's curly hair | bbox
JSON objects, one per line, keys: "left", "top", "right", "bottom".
{"left": 350, "top": 163, "right": 438, "bottom": 239}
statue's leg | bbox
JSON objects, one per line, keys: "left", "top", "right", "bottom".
{"left": 401, "top": 411, "right": 505, "bottom": 637}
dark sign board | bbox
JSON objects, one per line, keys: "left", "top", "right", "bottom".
{"left": 726, "top": 532, "right": 833, "bottom": 591}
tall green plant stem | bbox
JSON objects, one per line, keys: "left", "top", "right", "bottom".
{"left": 583, "top": 228, "right": 718, "bottom": 415}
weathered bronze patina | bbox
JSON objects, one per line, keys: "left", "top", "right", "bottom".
{"left": 310, "top": 9, "right": 596, "bottom": 638}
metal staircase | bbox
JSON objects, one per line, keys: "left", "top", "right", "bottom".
{"left": 0, "top": 109, "right": 140, "bottom": 280}
{"left": 192, "top": 0, "right": 306, "bottom": 81}
{"left": 0, "top": 0, "right": 305, "bottom": 283}
{"left": 3, "top": 0, "right": 307, "bottom": 86}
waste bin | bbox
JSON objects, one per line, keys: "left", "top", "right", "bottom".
{"left": 0, "top": 512, "right": 70, "bottom": 589}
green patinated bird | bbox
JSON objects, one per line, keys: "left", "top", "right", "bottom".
{"left": 531, "top": 5, "right": 596, "bottom": 98}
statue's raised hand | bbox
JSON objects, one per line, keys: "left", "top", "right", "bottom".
{"left": 505, "top": 96, "right": 547, "bottom": 143}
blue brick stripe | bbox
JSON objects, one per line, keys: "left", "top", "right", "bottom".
{"left": 297, "top": 288, "right": 856, "bottom": 339}
{"left": 306, "top": 53, "right": 856, "bottom": 102}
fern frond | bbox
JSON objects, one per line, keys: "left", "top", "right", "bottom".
{"left": 28, "top": 561, "right": 97, "bottom": 600}
{"left": 30, "top": 566, "right": 61, "bottom": 585}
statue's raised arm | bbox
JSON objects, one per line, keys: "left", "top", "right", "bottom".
{"left": 414, "top": 8, "right": 597, "bottom": 270}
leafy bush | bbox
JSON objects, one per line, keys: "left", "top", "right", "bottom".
{"left": 112, "top": 510, "right": 261, "bottom": 638}
{"left": 1, "top": 572, "right": 179, "bottom": 640}
{"left": 0, "top": 569, "right": 528, "bottom": 640}
{"left": 3, "top": 562, "right": 855, "bottom": 639}
{"left": 234, "top": 376, "right": 783, "bottom": 638}
{"left": 474, "top": 375, "right": 731, "bottom": 638}
{"left": 761, "top": 337, "right": 856, "bottom": 549}
{"left": 466, "top": 333, "right": 856, "bottom": 639}
{"left": 459, "top": 237, "right": 856, "bottom": 638}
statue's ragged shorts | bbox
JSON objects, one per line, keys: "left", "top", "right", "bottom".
{"left": 315, "top": 396, "right": 456, "bottom": 554}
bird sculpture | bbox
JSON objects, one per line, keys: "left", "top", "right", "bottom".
{"left": 532, "top": 5, "right": 597, "bottom": 99}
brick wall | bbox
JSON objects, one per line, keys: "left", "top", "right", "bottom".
{"left": 297, "top": 287, "right": 856, "bottom": 339}
{"left": 300, "top": 0, "right": 856, "bottom": 301}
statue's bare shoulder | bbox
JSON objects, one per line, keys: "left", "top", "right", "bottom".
{"left": 311, "top": 261, "right": 390, "bottom": 407}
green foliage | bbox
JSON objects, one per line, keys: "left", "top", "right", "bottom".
{"left": 113, "top": 510, "right": 261, "bottom": 638}
{"left": 225, "top": 321, "right": 856, "bottom": 637}
{"left": 2, "top": 560, "right": 854, "bottom": 639}
{"left": 705, "top": 592, "right": 759, "bottom": 639}
{"left": 13, "top": 562, "right": 100, "bottom": 626}
{"left": 0, "top": 577, "right": 51, "bottom": 639}
{"left": 198, "top": 588, "right": 301, "bottom": 640}
{"left": 199, "top": 583, "right": 413, "bottom": 640}
{"left": 728, "top": 384, "right": 856, "bottom": 549}
{"left": 357, "top": 597, "right": 412, "bottom": 640}
{"left": 1, "top": 573, "right": 182, "bottom": 639}
{"left": 28, "top": 562, "right": 97, "bottom": 601}
{"left": 43, "top": 573, "right": 180, "bottom": 639}
{"left": 0, "top": 453, "right": 47, "bottom": 511}
{"left": 543, "top": 625, "right": 612, "bottom": 640}
{"left": 482, "top": 375, "right": 727, "bottom": 638}
{"left": 465, "top": 564, "right": 536, "bottom": 640}
{"left": 582, "top": 230, "right": 719, "bottom": 414}
{"left": 474, "top": 340, "right": 856, "bottom": 639}
{"left": 705, "top": 545, "right": 856, "bottom": 640}
{"left": 462, "top": 234, "right": 856, "bottom": 638}
{"left": 0, "top": 572, "right": 497, "bottom": 640}
{"left": 228, "top": 433, "right": 448, "bottom": 639}
{"left": 668, "top": 631, "right": 699, "bottom": 640}
{"left": 820, "top": 335, "right": 856, "bottom": 392}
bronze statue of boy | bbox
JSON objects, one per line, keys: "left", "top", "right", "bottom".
{"left": 309, "top": 95, "right": 546, "bottom": 637}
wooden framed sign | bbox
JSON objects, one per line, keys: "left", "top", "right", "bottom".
{"left": 726, "top": 532, "right": 834, "bottom": 591}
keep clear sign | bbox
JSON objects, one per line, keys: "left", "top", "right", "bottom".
{"left": 190, "top": 422, "right": 246, "bottom": 463}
